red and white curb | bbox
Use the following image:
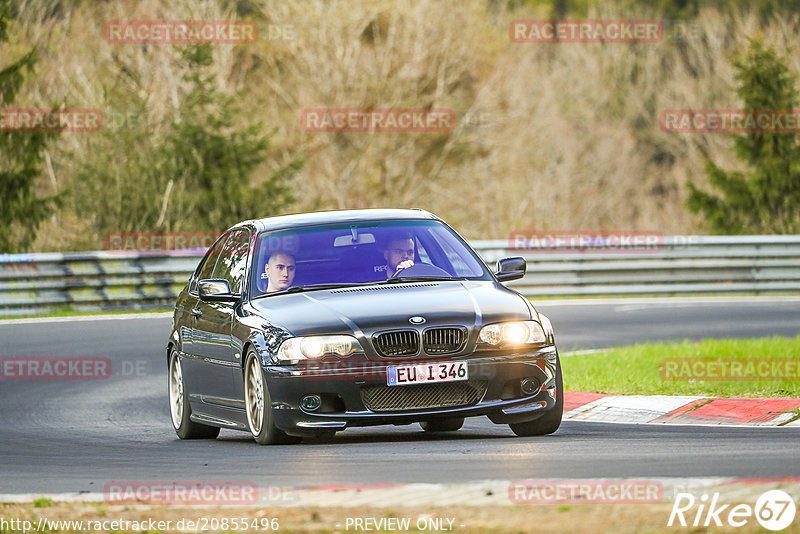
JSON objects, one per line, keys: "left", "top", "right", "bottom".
{"left": 564, "top": 391, "right": 800, "bottom": 426}
{"left": 1, "top": 478, "right": 798, "bottom": 507}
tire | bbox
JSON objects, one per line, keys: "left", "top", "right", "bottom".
{"left": 244, "top": 350, "right": 300, "bottom": 445}
{"left": 168, "top": 349, "right": 220, "bottom": 440}
{"left": 509, "top": 356, "right": 563, "bottom": 437}
{"left": 420, "top": 417, "right": 465, "bottom": 432}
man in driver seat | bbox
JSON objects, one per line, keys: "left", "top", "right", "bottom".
{"left": 383, "top": 233, "right": 415, "bottom": 279}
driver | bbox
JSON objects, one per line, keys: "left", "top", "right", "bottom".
{"left": 262, "top": 251, "right": 296, "bottom": 292}
{"left": 383, "top": 233, "right": 415, "bottom": 279}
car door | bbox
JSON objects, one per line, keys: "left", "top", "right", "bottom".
{"left": 191, "top": 229, "right": 251, "bottom": 409}
{"left": 180, "top": 233, "right": 229, "bottom": 406}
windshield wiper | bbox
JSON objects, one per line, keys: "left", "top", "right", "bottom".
{"left": 381, "top": 276, "right": 462, "bottom": 284}
{"left": 265, "top": 283, "right": 357, "bottom": 296}
{"left": 258, "top": 278, "right": 464, "bottom": 298}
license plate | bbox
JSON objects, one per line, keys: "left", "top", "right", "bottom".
{"left": 387, "top": 361, "right": 468, "bottom": 386}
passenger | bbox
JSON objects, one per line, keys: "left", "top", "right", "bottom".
{"left": 262, "top": 252, "right": 296, "bottom": 292}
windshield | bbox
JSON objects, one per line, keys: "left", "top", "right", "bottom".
{"left": 250, "top": 219, "right": 491, "bottom": 298}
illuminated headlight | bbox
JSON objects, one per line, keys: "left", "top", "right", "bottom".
{"left": 277, "top": 335, "right": 363, "bottom": 362}
{"left": 478, "top": 321, "right": 546, "bottom": 346}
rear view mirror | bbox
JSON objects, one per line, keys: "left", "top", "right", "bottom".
{"left": 333, "top": 233, "right": 376, "bottom": 246}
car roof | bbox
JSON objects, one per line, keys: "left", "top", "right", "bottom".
{"left": 230, "top": 208, "right": 440, "bottom": 233}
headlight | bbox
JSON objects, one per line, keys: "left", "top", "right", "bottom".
{"left": 478, "top": 321, "right": 546, "bottom": 346}
{"left": 277, "top": 335, "right": 363, "bottom": 362}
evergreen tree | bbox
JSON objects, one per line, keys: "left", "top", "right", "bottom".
{"left": 0, "top": 0, "right": 59, "bottom": 252}
{"left": 72, "top": 44, "right": 301, "bottom": 236}
{"left": 164, "top": 45, "right": 299, "bottom": 231}
{"left": 687, "top": 40, "right": 800, "bottom": 234}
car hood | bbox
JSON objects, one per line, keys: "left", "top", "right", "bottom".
{"left": 249, "top": 280, "right": 532, "bottom": 337}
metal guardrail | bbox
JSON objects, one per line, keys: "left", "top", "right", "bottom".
{"left": 0, "top": 251, "right": 201, "bottom": 316}
{"left": 480, "top": 235, "right": 800, "bottom": 296}
{"left": 1, "top": 236, "right": 799, "bottom": 316}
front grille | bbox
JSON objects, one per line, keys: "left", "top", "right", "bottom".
{"left": 423, "top": 327, "right": 467, "bottom": 355}
{"left": 361, "top": 380, "right": 488, "bottom": 412}
{"left": 373, "top": 330, "right": 419, "bottom": 356}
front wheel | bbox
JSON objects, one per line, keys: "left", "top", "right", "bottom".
{"left": 509, "top": 356, "right": 563, "bottom": 437}
{"left": 244, "top": 350, "right": 299, "bottom": 445}
{"left": 168, "top": 349, "right": 220, "bottom": 439}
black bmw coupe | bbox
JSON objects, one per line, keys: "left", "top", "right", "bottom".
{"left": 167, "top": 209, "right": 562, "bottom": 444}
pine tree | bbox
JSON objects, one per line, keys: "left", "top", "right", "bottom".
{"left": 0, "top": 0, "right": 58, "bottom": 252}
{"left": 164, "top": 45, "right": 300, "bottom": 231}
{"left": 687, "top": 40, "right": 800, "bottom": 234}
{"left": 72, "top": 44, "right": 300, "bottom": 236}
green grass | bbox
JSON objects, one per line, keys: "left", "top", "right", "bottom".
{"left": 32, "top": 497, "right": 53, "bottom": 508}
{"left": 562, "top": 336, "right": 800, "bottom": 398}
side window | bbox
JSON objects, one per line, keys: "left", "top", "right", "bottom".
{"left": 211, "top": 230, "right": 250, "bottom": 294}
{"left": 191, "top": 233, "right": 230, "bottom": 293}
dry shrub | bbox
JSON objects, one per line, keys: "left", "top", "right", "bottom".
{"left": 7, "top": 0, "right": 800, "bottom": 250}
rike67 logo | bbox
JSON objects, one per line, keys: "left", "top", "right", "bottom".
{"left": 668, "top": 490, "right": 796, "bottom": 531}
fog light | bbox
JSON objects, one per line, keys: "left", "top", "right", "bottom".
{"left": 520, "top": 378, "right": 540, "bottom": 395}
{"left": 300, "top": 395, "right": 322, "bottom": 412}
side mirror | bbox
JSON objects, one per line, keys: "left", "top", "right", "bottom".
{"left": 495, "top": 257, "right": 526, "bottom": 282}
{"left": 198, "top": 279, "right": 240, "bottom": 302}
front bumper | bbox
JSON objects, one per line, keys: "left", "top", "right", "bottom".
{"left": 265, "top": 347, "right": 559, "bottom": 434}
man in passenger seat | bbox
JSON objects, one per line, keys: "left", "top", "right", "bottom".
{"left": 262, "top": 252, "right": 296, "bottom": 292}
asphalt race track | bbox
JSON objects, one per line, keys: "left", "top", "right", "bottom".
{"left": 1, "top": 297, "right": 798, "bottom": 494}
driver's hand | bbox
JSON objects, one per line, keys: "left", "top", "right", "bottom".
{"left": 393, "top": 259, "right": 414, "bottom": 276}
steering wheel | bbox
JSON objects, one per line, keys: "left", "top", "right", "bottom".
{"left": 391, "top": 262, "right": 452, "bottom": 278}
